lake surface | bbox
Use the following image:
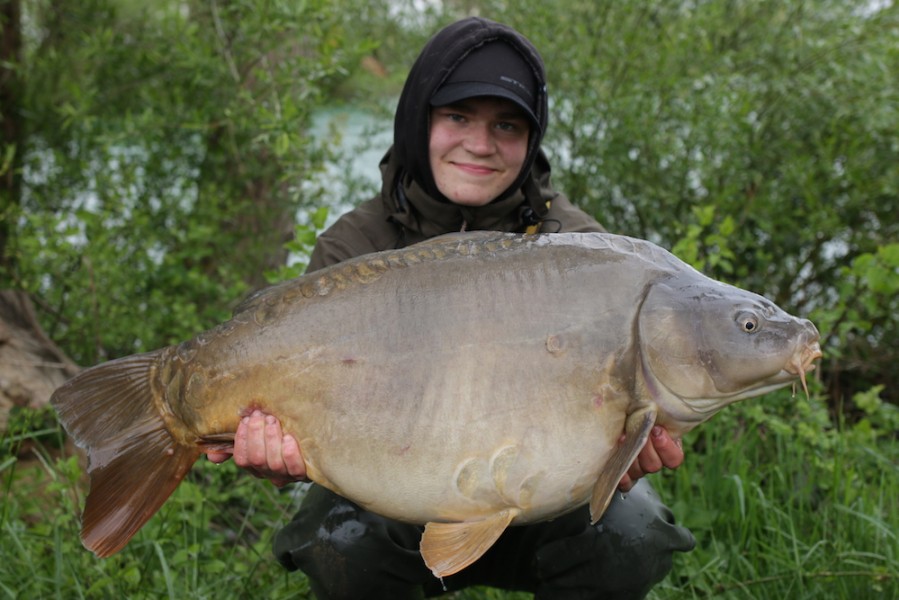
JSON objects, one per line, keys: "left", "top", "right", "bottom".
{"left": 306, "top": 106, "right": 393, "bottom": 226}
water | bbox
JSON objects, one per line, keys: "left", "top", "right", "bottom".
{"left": 305, "top": 106, "right": 393, "bottom": 226}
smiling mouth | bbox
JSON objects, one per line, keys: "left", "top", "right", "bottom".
{"left": 452, "top": 162, "right": 497, "bottom": 175}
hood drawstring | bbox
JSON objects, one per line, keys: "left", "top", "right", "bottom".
{"left": 523, "top": 200, "right": 552, "bottom": 235}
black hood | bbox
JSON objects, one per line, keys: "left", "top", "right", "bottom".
{"left": 380, "top": 17, "right": 553, "bottom": 236}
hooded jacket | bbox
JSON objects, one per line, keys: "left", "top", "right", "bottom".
{"left": 307, "top": 17, "right": 604, "bottom": 273}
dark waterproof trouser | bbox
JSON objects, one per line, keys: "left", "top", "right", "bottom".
{"left": 273, "top": 479, "right": 695, "bottom": 600}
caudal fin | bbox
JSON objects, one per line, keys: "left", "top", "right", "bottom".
{"left": 50, "top": 350, "right": 199, "bottom": 557}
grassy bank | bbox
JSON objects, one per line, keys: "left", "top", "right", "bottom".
{"left": 1, "top": 390, "right": 896, "bottom": 599}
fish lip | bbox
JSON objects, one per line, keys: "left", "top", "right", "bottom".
{"left": 783, "top": 341, "right": 822, "bottom": 399}
{"left": 708, "top": 341, "right": 822, "bottom": 408}
{"left": 674, "top": 354, "right": 818, "bottom": 414}
{"left": 785, "top": 342, "right": 823, "bottom": 375}
{"left": 645, "top": 340, "right": 823, "bottom": 419}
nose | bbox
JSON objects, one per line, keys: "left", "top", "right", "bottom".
{"left": 462, "top": 123, "right": 496, "bottom": 155}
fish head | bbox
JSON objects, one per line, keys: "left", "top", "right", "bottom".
{"left": 637, "top": 277, "right": 822, "bottom": 426}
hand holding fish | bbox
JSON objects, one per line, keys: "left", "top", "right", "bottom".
{"left": 206, "top": 410, "right": 308, "bottom": 487}
{"left": 212, "top": 411, "right": 683, "bottom": 491}
{"left": 618, "top": 426, "right": 684, "bottom": 492}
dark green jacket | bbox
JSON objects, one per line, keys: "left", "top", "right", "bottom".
{"left": 307, "top": 151, "right": 604, "bottom": 272}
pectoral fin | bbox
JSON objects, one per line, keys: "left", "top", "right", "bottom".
{"left": 420, "top": 508, "right": 518, "bottom": 578}
{"left": 589, "top": 405, "right": 658, "bottom": 523}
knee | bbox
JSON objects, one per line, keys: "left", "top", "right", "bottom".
{"left": 273, "top": 486, "right": 358, "bottom": 571}
{"left": 536, "top": 480, "right": 694, "bottom": 599}
{"left": 272, "top": 486, "right": 428, "bottom": 600}
{"left": 591, "top": 480, "right": 695, "bottom": 594}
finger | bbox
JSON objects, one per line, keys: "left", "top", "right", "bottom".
{"left": 232, "top": 414, "right": 251, "bottom": 468}
{"left": 206, "top": 452, "right": 231, "bottom": 464}
{"left": 626, "top": 458, "right": 644, "bottom": 483}
{"left": 264, "top": 414, "right": 286, "bottom": 473}
{"left": 653, "top": 429, "right": 685, "bottom": 469}
{"left": 618, "top": 473, "right": 634, "bottom": 492}
{"left": 637, "top": 427, "right": 665, "bottom": 474}
{"left": 243, "top": 411, "right": 268, "bottom": 468}
{"left": 281, "top": 434, "right": 308, "bottom": 480}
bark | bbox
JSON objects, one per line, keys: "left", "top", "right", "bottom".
{"left": 0, "top": 290, "right": 80, "bottom": 429}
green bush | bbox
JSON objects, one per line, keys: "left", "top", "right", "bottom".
{"left": 2, "top": 1, "right": 897, "bottom": 598}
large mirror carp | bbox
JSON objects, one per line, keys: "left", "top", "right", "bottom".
{"left": 51, "top": 231, "right": 822, "bottom": 578}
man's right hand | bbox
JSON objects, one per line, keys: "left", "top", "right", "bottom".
{"left": 206, "top": 410, "right": 308, "bottom": 487}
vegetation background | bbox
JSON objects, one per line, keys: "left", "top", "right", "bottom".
{"left": 1, "top": 0, "right": 896, "bottom": 598}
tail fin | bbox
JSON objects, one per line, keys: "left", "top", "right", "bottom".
{"left": 50, "top": 350, "right": 199, "bottom": 557}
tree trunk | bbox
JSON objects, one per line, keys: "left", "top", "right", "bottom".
{"left": 0, "top": 0, "right": 23, "bottom": 278}
{"left": 0, "top": 290, "right": 80, "bottom": 429}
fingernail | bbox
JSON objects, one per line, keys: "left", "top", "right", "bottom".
{"left": 652, "top": 426, "right": 663, "bottom": 437}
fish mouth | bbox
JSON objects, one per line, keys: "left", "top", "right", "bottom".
{"left": 784, "top": 341, "right": 823, "bottom": 399}
{"left": 665, "top": 340, "right": 824, "bottom": 415}
{"left": 683, "top": 377, "right": 795, "bottom": 414}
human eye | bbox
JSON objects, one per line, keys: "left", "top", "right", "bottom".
{"left": 433, "top": 107, "right": 467, "bottom": 124}
{"left": 495, "top": 119, "right": 528, "bottom": 136}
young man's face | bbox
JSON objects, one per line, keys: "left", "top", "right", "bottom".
{"left": 429, "top": 97, "right": 530, "bottom": 207}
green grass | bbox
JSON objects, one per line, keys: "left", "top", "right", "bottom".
{"left": 1, "top": 389, "right": 896, "bottom": 599}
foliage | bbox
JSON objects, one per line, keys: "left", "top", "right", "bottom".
{"left": 815, "top": 243, "right": 899, "bottom": 403}
{"left": 2, "top": 394, "right": 896, "bottom": 598}
{"left": 266, "top": 206, "right": 330, "bottom": 283}
{"left": 7, "top": 0, "right": 897, "bottom": 403}
{"left": 3, "top": 0, "right": 373, "bottom": 364}
{"left": 0, "top": 425, "right": 308, "bottom": 598}
{"left": 653, "top": 383, "right": 899, "bottom": 599}
{"left": 485, "top": 0, "right": 899, "bottom": 406}
{"left": 1, "top": 1, "right": 898, "bottom": 599}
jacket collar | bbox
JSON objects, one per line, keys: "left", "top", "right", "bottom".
{"left": 379, "top": 147, "right": 555, "bottom": 238}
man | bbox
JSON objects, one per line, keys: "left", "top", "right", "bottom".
{"left": 209, "top": 16, "right": 694, "bottom": 599}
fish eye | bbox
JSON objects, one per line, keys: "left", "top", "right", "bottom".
{"left": 737, "top": 312, "right": 760, "bottom": 333}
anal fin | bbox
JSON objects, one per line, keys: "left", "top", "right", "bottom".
{"left": 589, "top": 405, "right": 657, "bottom": 523}
{"left": 420, "top": 508, "right": 518, "bottom": 578}
{"left": 198, "top": 432, "right": 236, "bottom": 454}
